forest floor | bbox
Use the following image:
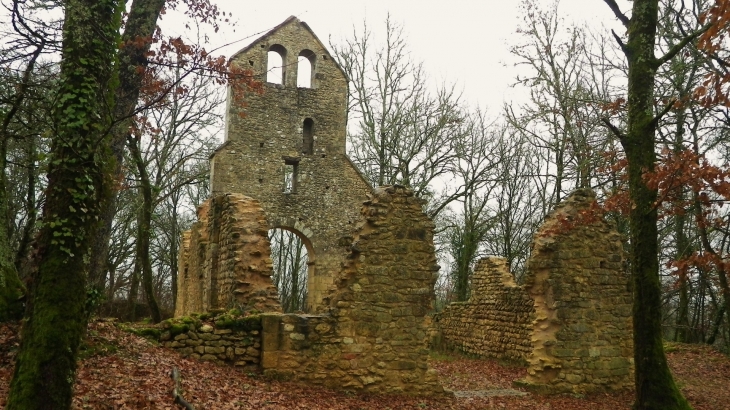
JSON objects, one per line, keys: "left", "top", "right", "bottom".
{"left": 1, "top": 319, "right": 729, "bottom": 409}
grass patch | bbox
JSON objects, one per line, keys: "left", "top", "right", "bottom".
{"left": 429, "top": 350, "right": 459, "bottom": 362}
{"left": 78, "top": 336, "right": 119, "bottom": 360}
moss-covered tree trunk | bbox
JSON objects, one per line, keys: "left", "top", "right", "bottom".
{"left": 6, "top": 0, "right": 121, "bottom": 407}
{"left": 621, "top": 0, "right": 691, "bottom": 408}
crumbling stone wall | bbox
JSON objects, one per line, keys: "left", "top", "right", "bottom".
{"left": 517, "top": 188, "right": 633, "bottom": 394}
{"left": 171, "top": 186, "right": 445, "bottom": 396}
{"left": 210, "top": 16, "right": 372, "bottom": 309}
{"left": 431, "top": 257, "right": 534, "bottom": 362}
{"left": 260, "top": 186, "right": 444, "bottom": 395}
{"left": 432, "top": 189, "right": 633, "bottom": 394}
{"left": 176, "top": 193, "right": 282, "bottom": 317}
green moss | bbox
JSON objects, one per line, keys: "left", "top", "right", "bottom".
{"left": 116, "top": 323, "right": 162, "bottom": 341}
{"left": 180, "top": 316, "right": 198, "bottom": 325}
{"left": 214, "top": 314, "right": 262, "bottom": 332}
{"left": 168, "top": 323, "right": 189, "bottom": 337}
{"left": 132, "top": 327, "right": 161, "bottom": 340}
{"left": 160, "top": 315, "right": 200, "bottom": 334}
{"left": 78, "top": 338, "right": 119, "bottom": 360}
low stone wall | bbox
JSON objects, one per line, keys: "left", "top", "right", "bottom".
{"left": 432, "top": 257, "right": 534, "bottom": 362}
{"left": 159, "top": 314, "right": 263, "bottom": 372}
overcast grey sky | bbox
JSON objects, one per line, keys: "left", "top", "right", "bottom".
{"left": 174, "top": 0, "right": 630, "bottom": 111}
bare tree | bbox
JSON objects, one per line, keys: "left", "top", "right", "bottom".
{"left": 507, "top": 0, "right": 622, "bottom": 209}
{"left": 125, "top": 66, "right": 222, "bottom": 321}
{"left": 331, "top": 17, "right": 470, "bottom": 218}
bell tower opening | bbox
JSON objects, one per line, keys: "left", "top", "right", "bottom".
{"left": 267, "top": 44, "right": 287, "bottom": 84}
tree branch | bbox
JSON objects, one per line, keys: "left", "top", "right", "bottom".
{"left": 655, "top": 24, "right": 711, "bottom": 68}
{"left": 603, "top": 0, "right": 630, "bottom": 27}
{"left": 651, "top": 99, "right": 676, "bottom": 128}
{"left": 611, "top": 29, "right": 629, "bottom": 56}
{"left": 601, "top": 118, "right": 626, "bottom": 143}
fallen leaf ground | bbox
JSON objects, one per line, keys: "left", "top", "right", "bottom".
{"left": 1, "top": 320, "right": 729, "bottom": 409}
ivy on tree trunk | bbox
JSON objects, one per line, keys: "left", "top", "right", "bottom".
{"left": 6, "top": 0, "right": 122, "bottom": 407}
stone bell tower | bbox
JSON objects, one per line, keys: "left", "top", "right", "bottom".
{"left": 209, "top": 16, "right": 372, "bottom": 309}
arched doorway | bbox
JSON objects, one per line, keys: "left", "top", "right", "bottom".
{"left": 268, "top": 227, "right": 313, "bottom": 312}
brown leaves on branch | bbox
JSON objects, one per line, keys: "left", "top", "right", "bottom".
{"left": 122, "top": 1, "right": 262, "bottom": 119}
{"left": 139, "top": 33, "right": 260, "bottom": 108}
{"left": 693, "top": 0, "right": 730, "bottom": 107}
{"left": 698, "top": 0, "right": 730, "bottom": 54}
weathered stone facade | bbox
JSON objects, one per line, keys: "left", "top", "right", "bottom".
{"left": 175, "top": 193, "right": 282, "bottom": 317}
{"left": 210, "top": 16, "right": 372, "bottom": 308}
{"left": 172, "top": 186, "right": 445, "bottom": 395}
{"left": 260, "top": 186, "right": 443, "bottom": 395}
{"left": 518, "top": 188, "right": 633, "bottom": 394}
{"left": 432, "top": 257, "right": 535, "bottom": 362}
{"left": 432, "top": 189, "right": 633, "bottom": 394}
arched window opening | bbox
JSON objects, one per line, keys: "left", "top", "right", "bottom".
{"left": 269, "top": 228, "right": 310, "bottom": 312}
{"left": 297, "top": 49, "right": 316, "bottom": 88}
{"left": 302, "top": 118, "right": 314, "bottom": 154}
{"left": 267, "top": 45, "right": 287, "bottom": 84}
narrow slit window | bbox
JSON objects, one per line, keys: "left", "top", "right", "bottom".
{"left": 283, "top": 160, "right": 298, "bottom": 193}
{"left": 302, "top": 118, "right": 314, "bottom": 154}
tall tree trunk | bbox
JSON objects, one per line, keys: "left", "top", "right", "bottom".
{"left": 128, "top": 135, "right": 161, "bottom": 323}
{"left": 14, "top": 135, "right": 38, "bottom": 275}
{"left": 6, "top": 0, "right": 121, "bottom": 407}
{"left": 170, "top": 196, "right": 180, "bottom": 311}
{"left": 128, "top": 266, "right": 140, "bottom": 321}
{"left": 674, "top": 211, "right": 691, "bottom": 342}
{"left": 0, "top": 169, "right": 25, "bottom": 322}
{"left": 88, "top": 0, "right": 167, "bottom": 291}
{"left": 706, "top": 303, "right": 725, "bottom": 345}
{"left": 619, "top": 0, "right": 691, "bottom": 408}
{"left": 0, "top": 7, "right": 44, "bottom": 322}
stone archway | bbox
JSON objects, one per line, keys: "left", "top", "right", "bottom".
{"left": 268, "top": 226, "right": 314, "bottom": 312}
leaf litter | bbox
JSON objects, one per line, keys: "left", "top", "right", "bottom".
{"left": 0, "top": 320, "right": 728, "bottom": 409}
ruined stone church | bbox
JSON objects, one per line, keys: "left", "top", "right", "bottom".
{"left": 171, "top": 16, "right": 634, "bottom": 396}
